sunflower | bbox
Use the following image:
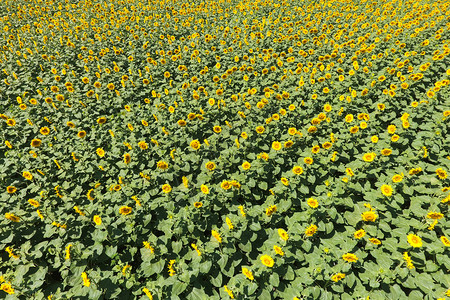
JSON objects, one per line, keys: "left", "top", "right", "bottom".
{"left": 255, "top": 126, "right": 265, "bottom": 134}
{"left": 345, "top": 114, "right": 354, "bottom": 122}
{"left": 213, "top": 125, "right": 222, "bottom": 133}
{"left": 242, "top": 267, "right": 254, "bottom": 280}
{"left": 6, "top": 186, "right": 17, "bottom": 194}
{"left": 308, "top": 126, "right": 317, "bottom": 133}
{"left": 307, "top": 198, "right": 319, "bottom": 208}
{"left": 304, "top": 157, "right": 313, "bottom": 165}
{"left": 30, "top": 139, "right": 42, "bottom": 147}
{"left": 200, "top": 185, "right": 209, "bottom": 195}
{"left": 342, "top": 253, "right": 358, "bottom": 262}
{"left": 363, "top": 152, "right": 376, "bottom": 162}
{"left": 380, "top": 148, "right": 392, "bottom": 156}
{"left": 407, "top": 234, "right": 422, "bottom": 248}
{"left": 93, "top": 215, "right": 102, "bottom": 225}
{"left": 123, "top": 153, "right": 131, "bottom": 164}
{"left": 157, "top": 161, "right": 168, "bottom": 170}
{"left": 354, "top": 229, "right": 366, "bottom": 239}
{"left": 119, "top": 206, "right": 132, "bottom": 215}
{"left": 292, "top": 166, "right": 303, "bottom": 175}
{"left": 6, "top": 119, "right": 16, "bottom": 126}
{"left": 272, "top": 141, "right": 282, "bottom": 151}
{"left": 260, "top": 255, "right": 274, "bottom": 267}
{"left": 362, "top": 211, "right": 378, "bottom": 222}
{"left": 77, "top": 131, "right": 86, "bottom": 138}
{"left": 440, "top": 236, "right": 450, "bottom": 247}
{"left": 40, "top": 127, "right": 50, "bottom": 135}
{"left": 28, "top": 199, "right": 40, "bottom": 207}
{"left": 96, "top": 148, "right": 105, "bottom": 157}
{"left": 426, "top": 212, "right": 444, "bottom": 220}
{"left": 205, "top": 161, "right": 216, "bottom": 171}
{"left": 369, "top": 238, "right": 381, "bottom": 245}
{"left": 387, "top": 125, "right": 396, "bottom": 134}
{"left": 288, "top": 127, "right": 297, "bottom": 135}
{"left": 331, "top": 273, "right": 346, "bottom": 282}
{"left": 392, "top": 174, "right": 403, "bottom": 183}
{"left": 380, "top": 184, "right": 393, "bottom": 197}
{"left": 162, "top": 184, "right": 172, "bottom": 193}
{"left": 97, "top": 117, "right": 106, "bottom": 124}
{"left": 311, "top": 145, "right": 320, "bottom": 154}
{"left": 436, "top": 168, "right": 448, "bottom": 180}
{"left": 265, "top": 205, "right": 277, "bottom": 216}
{"left": 305, "top": 224, "right": 318, "bottom": 237}
{"left": 242, "top": 161, "right": 251, "bottom": 170}
{"left": 221, "top": 181, "right": 231, "bottom": 190}
{"left": 19, "top": 170, "right": 33, "bottom": 181}
{"left": 190, "top": 140, "right": 200, "bottom": 150}
{"left": 211, "top": 230, "right": 222, "bottom": 243}
{"left": 277, "top": 228, "right": 289, "bottom": 241}
{"left": 349, "top": 126, "right": 359, "bottom": 134}
{"left": 138, "top": 141, "right": 148, "bottom": 150}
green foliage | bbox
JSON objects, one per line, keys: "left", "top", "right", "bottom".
{"left": 0, "top": 0, "right": 450, "bottom": 299}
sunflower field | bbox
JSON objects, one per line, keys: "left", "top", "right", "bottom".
{"left": 1, "top": 0, "right": 450, "bottom": 298}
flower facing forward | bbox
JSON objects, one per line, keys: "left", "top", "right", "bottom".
{"left": 363, "top": 152, "right": 376, "bottom": 162}
{"left": 162, "top": 184, "right": 172, "bottom": 193}
{"left": 407, "top": 234, "right": 422, "bottom": 248}
{"left": 354, "top": 229, "right": 366, "bottom": 239}
{"left": 260, "top": 254, "right": 274, "bottom": 267}
{"left": 272, "top": 141, "right": 282, "bottom": 151}
{"left": 380, "top": 184, "right": 393, "bottom": 197}
{"left": 305, "top": 224, "right": 318, "bottom": 237}
{"left": 93, "top": 215, "right": 102, "bottom": 225}
{"left": 119, "top": 206, "right": 132, "bottom": 215}
{"left": 361, "top": 211, "right": 378, "bottom": 222}
{"left": 307, "top": 198, "right": 319, "bottom": 208}
{"left": 190, "top": 140, "right": 200, "bottom": 150}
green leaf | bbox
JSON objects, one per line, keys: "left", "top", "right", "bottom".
{"left": 258, "top": 181, "right": 268, "bottom": 190}
{"left": 270, "top": 272, "right": 280, "bottom": 287}
{"left": 105, "top": 245, "right": 117, "bottom": 258}
{"left": 249, "top": 222, "right": 261, "bottom": 231}
{"left": 299, "top": 185, "right": 309, "bottom": 194}
{"left": 346, "top": 272, "right": 356, "bottom": 288}
{"left": 151, "top": 259, "right": 165, "bottom": 275}
{"left": 415, "top": 273, "right": 434, "bottom": 293}
{"left": 187, "top": 288, "right": 209, "bottom": 300}
{"left": 172, "top": 241, "right": 182, "bottom": 254}
{"left": 172, "top": 281, "right": 188, "bottom": 296}
{"left": 283, "top": 265, "right": 295, "bottom": 281}
{"left": 210, "top": 272, "right": 222, "bottom": 287}
{"left": 218, "top": 255, "right": 228, "bottom": 269}
{"left": 247, "top": 282, "right": 258, "bottom": 295}
{"left": 92, "top": 229, "right": 108, "bottom": 242}
{"left": 259, "top": 288, "right": 271, "bottom": 300}
{"left": 200, "top": 261, "right": 212, "bottom": 274}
